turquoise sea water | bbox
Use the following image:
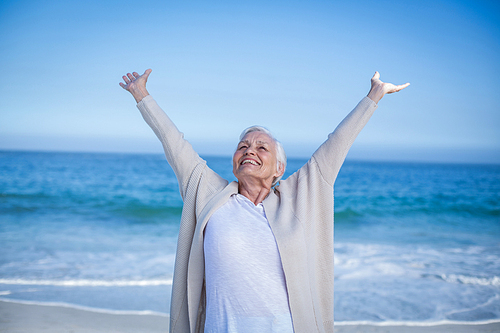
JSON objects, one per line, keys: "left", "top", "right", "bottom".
{"left": 0, "top": 150, "right": 499, "bottom": 323}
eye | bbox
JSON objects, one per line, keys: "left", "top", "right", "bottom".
{"left": 238, "top": 145, "right": 247, "bottom": 150}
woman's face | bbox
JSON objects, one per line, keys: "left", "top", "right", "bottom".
{"left": 232, "top": 131, "right": 282, "bottom": 186}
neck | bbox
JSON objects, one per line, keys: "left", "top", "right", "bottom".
{"left": 237, "top": 178, "right": 273, "bottom": 205}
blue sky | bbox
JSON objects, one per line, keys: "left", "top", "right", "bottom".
{"left": 1, "top": 0, "right": 499, "bottom": 163}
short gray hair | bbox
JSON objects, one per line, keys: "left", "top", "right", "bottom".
{"left": 238, "top": 126, "right": 287, "bottom": 187}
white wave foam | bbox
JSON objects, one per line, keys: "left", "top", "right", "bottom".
{"left": 0, "top": 278, "right": 172, "bottom": 287}
{"left": 0, "top": 297, "right": 169, "bottom": 317}
{"left": 335, "top": 319, "right": 500, "bottom": 326}
{"left": 439, "top": 274, "right": 500, "bottom": 286}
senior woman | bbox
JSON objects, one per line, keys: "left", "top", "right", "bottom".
{"left": 120, "top": 69, "right": 409, "bottom": 333}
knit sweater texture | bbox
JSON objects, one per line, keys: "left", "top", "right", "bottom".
{"left": 137, "top": 95, "right": 377, "bottom": 333}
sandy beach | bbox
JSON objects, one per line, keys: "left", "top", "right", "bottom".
{"left": 334, "top": 322, "right": 500, "bottom": 333}
{"left": 1, "top": 300, "right": 500, "bottom": 333}
{"left": 0, "top": 299, "right": 169, "bottom": 333}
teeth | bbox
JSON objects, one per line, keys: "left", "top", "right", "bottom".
{"left": 242, "top": 159, "right": 259, "bottom": 165}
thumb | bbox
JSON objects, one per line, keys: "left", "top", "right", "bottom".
{"left": 371, "top": 71, "right": 380, "bottom": 80}
{"left": 143, "top": 68, "right": 152, "bottom": 79}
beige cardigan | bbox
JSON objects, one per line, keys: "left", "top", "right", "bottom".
{"left": 137, "top": 96, "right": 377, "bottom": 333}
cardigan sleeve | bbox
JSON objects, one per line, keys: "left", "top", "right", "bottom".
{"left": 271, "top": 97, "right": 377, "bottom": 331}
{"left": 309, "top": 97, "right": 378, "bottom": 186}
{"left": 136, "top": 95, "right": 207, "bottom": 200}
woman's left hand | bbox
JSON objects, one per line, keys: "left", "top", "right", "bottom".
{"left": 367, "top": 71, "right": 410, "bottom": 104}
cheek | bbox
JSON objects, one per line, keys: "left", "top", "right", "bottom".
{"left": 263, "top": 155, "right": 278, "bottom": 172}
{"left": 232, "top": 152, "right": 240, "bottom": 169}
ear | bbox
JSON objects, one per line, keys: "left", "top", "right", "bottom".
{"left": 275, "top": 162, "right": 285, "bottom": 178}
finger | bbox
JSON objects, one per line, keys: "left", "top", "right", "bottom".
{"left": 387, "top": 82, "right": 410, "bottom": 94}
{"left": 122, "top": 75, "right": 131, "bottom": 84}
{"left": 127, "top": 73, "right": 135, "bottom": 81}
{"left": 132, "top": 72, "right": 140, "bottom": 79}
{"left": 119, "top": 82, "right": 126, "bottom": 89}
{"left": 395, "top": 82, "right": 410, "bottom": 92}
{"left": 372, "top": 71, "right": 380, "bottom": 80}
{"left": 143, "top": 68, "right": 152, "bottom": 78}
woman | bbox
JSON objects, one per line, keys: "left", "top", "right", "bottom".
{"left": 120, "top": 70, "right": 409, "bottom": 333}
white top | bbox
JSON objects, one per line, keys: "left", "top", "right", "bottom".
{"left": 203, "top": 194, "right": 294, "bottom": 333}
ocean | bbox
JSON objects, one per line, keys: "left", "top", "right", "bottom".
{"left": 1, "top": 150, "right": 499, "bottom": 323}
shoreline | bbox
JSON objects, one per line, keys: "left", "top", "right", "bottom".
{"left": 2, "top": 299, "right": 500, "bottom": 332}
{"left": 335, "top": 320, "right": 500, "bottom": 333}
{"left": 0, "top": 299, "right": 170, "bottom": 333}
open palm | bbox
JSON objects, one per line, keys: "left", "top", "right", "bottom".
{"left": 367, "top": 71, "right": 410, "bottom": 103}
{"left": 119, "top": 69, "right": 152, "bottom": 103}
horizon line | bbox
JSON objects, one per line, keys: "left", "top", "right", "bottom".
{"left": 1, "top": 147, "right": 499, "bottom": 166}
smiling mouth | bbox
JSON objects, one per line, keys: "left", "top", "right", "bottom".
{"left": 241, "top": 159, "right": 260, "bottom": 166}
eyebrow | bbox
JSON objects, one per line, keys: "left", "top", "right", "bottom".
{"left": 238, "top": 140, "right": 270, "bottom": 146}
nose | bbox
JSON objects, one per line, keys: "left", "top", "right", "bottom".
{"left": 244, "top": 145, "right": 256, "bottom": 155}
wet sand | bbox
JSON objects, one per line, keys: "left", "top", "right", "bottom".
{"left": 0, "top": 299, "right": 169, "bottom": 333}
{"left": 335, "top": 322, "right": 500, "bottom": 333}
{"left": 1, "top": 299, "right": 499, "bottom": 332}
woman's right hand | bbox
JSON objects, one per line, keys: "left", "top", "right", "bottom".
{"left": 119, "top": 69, "right": 152, "bottom": 103}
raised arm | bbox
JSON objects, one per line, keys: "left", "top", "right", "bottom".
{"left": 119, "top": 69, "right": 225, "bottom": 199}
{"left": 312, "top": 72, "right": 410, "bottom": 185}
